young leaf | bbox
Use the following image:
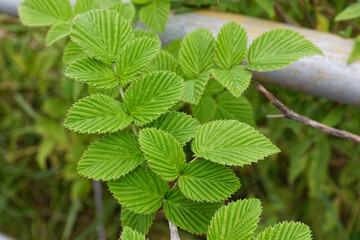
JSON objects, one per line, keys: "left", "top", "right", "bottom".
{"left": 115, "top": 37, "right": 161, "bottom": 84}
{"left": 247, "top": 29, "right": 322, "bottom": 72}
{"left": 335, "top": 3, "right": 360, "bottom": 22}
{"left": 254, "top": 222, "right": 312, "bottom": 240}
{"left": 64, "top": 94, "right": 133, "bottom": 134}
{"left": 46, "top": 22, "right": 71, "bottom": 46}
{"left": 207, "top": 199, "right": 262, "bottom": 240}
{"left": 63, "top": 41, "right": 87, "bottom": 64}
{"left": 179, "top": 29, "right": 215, "bottom": 78}
{"left": 148, "top": 112, "right": 200, "bottom": 145}
{"left": 139, "top": 0, "right": 170, "bottom": 33}
{"left": 109, "top": 2, "right": 136, "bottom": 23}
{"left": 65, "top": 57, "right": 118, "bottom": 88}
{"left": 123, "top": 71, "right": 184, "bottom": 126}
{"left": 19, "top": 0, "right": 72, "bottom": 26}
{"left": 212, "top": 66, "right": 252, "bottom": 98}
{"left": 139, "top": 128, "right": 186, "bottom": 181}
{"left": 215, "top": 22, "right": 247, "bottom": 69}
{"left": 121, "top": 207, "right": 155, "bottom": 235}
{"left": 146, "top": 50, "right": 182, "bottom": 76}
{"left": 71, "top": 9, "right": 134, "bottom": 63}
{"left": 74, "top": 0, "right": 101, "bottom": 15}
{"left": 181, "top": 70, "right": 210, "bottom": 104}
{"left": 192, "top": 120, "right": 280, "bottom": 166}
{"left": 204, "top": 79, "right": 224, "bottom": 96}
{"left": 191, "top": 95, "right": 217, "bottom": 124}
{"left": 178, "top": 160, "right": 240, "bottom": 202}
{"left": 348, "top": 36, "right": 360, "bottom": 64}
{"left": 164, "top": 188, "right": 221, "bottom": 234}
{"left": 163, "top": 39, "right": 182, "bottom": 59}
{"left": 77, "top": 133, "right": 144, "bottom": 181}
{"left": 120, "top": 227, "right": 145, "bottom": 240}
{"left": 134, "top": 30, "right": 161, "bottom": 42}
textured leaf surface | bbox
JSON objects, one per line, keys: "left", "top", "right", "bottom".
{"left": 139, "top": 1, "right": 170, "bottom": 32}
{"left": 64, "top": 94, "right": 133, "bottom": 134}
{"left": 71, "top": 9, "right": 133, "bottom": 63}
{"left": 191, "top": 95, "right": 216, "bottom": 124}
{"left": 181, "top": 71, "right": 210, "bottom": 104}
{"left": 146, "top": 50, "right": 182, "bottom": 75}
{"left": 247, "top": 29, "right": 322, "bottom": 71}
{"left": 115, "top": 37, "right": 161, "bottom": 84}
{"left": 46, "top": 22, "right": 71, "bottom": 46}
{"left": 134, "top": 30, "right": 161, "bottom": 42}
{"left": 204, "top": 79, "right": 224, "bottom": 96}
{"left": 192, "top": 120, "right": 280, "bottom": 166}
{"left": 163, "top": 39, "right": 182, "bottom": 59}
{"left": 148, "top": 112, "right": 200, "bottom": 145}
{"left": 179, "top": 29, "right": 215, "bottom": 78}
{"left": 164, "top": 188, "right": 221, "bottom": 234}
{"left": 19, "top": 0, "right": 72, "bottom": 26}
{"left": 120, "top": 227, "right": 145, "bottom": 240}
{"left": 207, "top": 199, "right": 262, "bottom": 240}
{"left": 216, "top": 22, "right": 247, "bottom": 69}
{"left": 179, "top": 160, "right": 240, "bottom": 202}
{"left": 335, "top": 3, "right": 360, "bottom": 21}
{"left": 121, "top": 207, "right": 155, "bottom": 235}
{"left": 109, "top": 2, "right": 135, "bottom": 22}
{"left": 66, "top": 57, "right": 117, "bottom": 88}
{"left": 108, "top": 166, "right": 169, "bottom": 214}
{"left": 78, "top": 133, "right": 144, "bottom": 180}
{"left": 254, "top": 222, "right": 312, "bottom": 240}
{"left": 212, "top": 66, "right": 252, "bottom": 97}
{"left": 124, "top": 71, "right": 184, "bottom": 126}
{"left": 63, "top": 41, "right": 87, "bottom": 64}
{"left": 139, "top": 128, "right": 186, "bottom": 181}
{"left": 74, "top": 0, "right": 101, "bottom": 15}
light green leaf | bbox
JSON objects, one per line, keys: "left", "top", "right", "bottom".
{"left": 74, "top": 0, "right": 101, "bottom": 15}
{"left": 46, "top": 21, "right": 71, "bottom": 46}
{"left": 179, "top": 160, "right": 240, "bottom": 202}
{"left": 89, "top": 85, "right": 119, "bottom": 98}
{"left": 181, "top": 71, "right": 210, "bottom": 104}
{"left": 164, "top": 188, "right": 221, "bottom": 234}
{"left": 64, "top": 94, "right": 133, "bottom": 134}
{"left": 19, "top": 0, "right": 72, "bottom": 26}
{"left": 335, "top": 3, "right": 360, "bottom": 22}
{"left": 255, "top": 0, "right": 275, "bottom": 18}
{"left": 65, "top": 57, "right": 118, "bottom": 88}
{"left": 71, "top": 9, "right": 134, "bottom": 63}
{"left": 191, "top": 95, "right": 216, "bottom": 124}
{"left": 77, "top": 133, "right": 144, "bottom": 181}
{"left": 63, "top": 41, "right": 87, "bottom": 64}
{"left": 192, "top": 120, "right": 280, "bottom": 166}
{"left": 108, "top": 166, "right": 169, "bottom": 214}
{"left": 124, "top": 71, "right": 184, "bottom": 126}
{"left": 254, "top": 222, "right": 312, "bottom": 240}
{"left": 146, "top": 50, "right": 182, "bottom": 75}
{"left": 100, "top": 0, "right": 120, "bottom": 8}
{"left": 348, "top": 36, "right": 360, "bottom": 64}
{"left": 215, "top": 22, "right": 247, "bottom": 69}
{"left": 139, "top": 128, "right": 186, "bottom": 181}
{"left": 131, "top": 0, "right": 152, "bottom": 4}
{"left": 139, "top": 1, "right": 170, "bottom": 33}
{"left": 134, "top": 30, "right": 161, "bottom": 42}
{"left": 204, "top": 79, "right": 224, "bottom": 96}
{"left": 247, "top": 29, "right": 322, "bottom": 72}
{"left": 120, "top": 227, "right": 145, "bottom": 240}
{"left": 163, "top": 39, "right": 182, "bottom": 59}
{"left": 115, "top": 37, "right": 161, "bottom": 84}
{"left": 121, "top": 207, "right": 155, "bottom": 235}
{"left": 109, "top": 2, "right": 136, "bottom": 23}
{"left": 179, "top": 29, "right": 215, "bottom": 78}
{"left": 148, "top": 112, "right": 200, "bottom": 145}
{"left": 207, "top": 199, "right": 262, "bottom": 240}
{"left": 212, "top": 66, "right": 252, "bottom": 98}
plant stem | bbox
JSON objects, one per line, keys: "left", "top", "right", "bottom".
{"left": 93, "top": 180, "right": 106, "bottom": 240}
{"left": 168, "top": 220, "right": 181, "bottom": 240}
{"left": 118, "top": 84, "right": 137, "bottom": 135}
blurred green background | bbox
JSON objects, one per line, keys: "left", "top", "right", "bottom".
{"left": 1, "top": 0, "right": 360, "bottom": 239}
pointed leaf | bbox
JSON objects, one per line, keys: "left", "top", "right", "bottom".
{"left": 335, "top": 3, "right": 360, "bottom": 22}
{"left": 120, "top": 227, "right": 145, "bottom": 240}
{"left": 163, "top": 39, "right": 182, "bottom": 59}
{"left": 64, "top": 94, "right": 133, "bottom": 134}
{"left": 191, "top": 95, "right": 216, "bottom": 124}
{"left": 121, "top": 207, "right": 155, "bottom": 235}
{"left": 181, "top": 70, "right": 210, "bottom": 104}
{"left": 192, "top": 120, "right": 280, "bottom": 166}
{"left": 46, "top": 22, "right": 71, "bottom": 46}
{"left": 63, "top": 41, "right": 87, "bottom": 64}
{"left": 254, "top": 222, "right": 312, "bottom": 240}
{"left": 179, "top": 160, "right": 240, "bottom": 202}
{"left": 109, "top": 2, "right": 136, "bottom": 23}
{"left": 348, "top": 35, "right": 360, "bottom": 64}
{"left": 204, "top": 79, "right": 224, "bottom": 96}
{"left": 108, "top": 166, "right": 169, "bottom": 214}
{"left": 146, "top": 50, "right": 182, "bottom": 75}
{"left": 139, "top": 1, "right": 170, "bottom": 32}
{"left": 74, "top": 0, "right": 101, "bottom": 15}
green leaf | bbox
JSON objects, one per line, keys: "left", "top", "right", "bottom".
{"left": 163, "top": 39, "right": 182, "bottom": 59}
{"left": 178, "top": 160, "right": 240, "bottom": 202}
{"left": 148, "top": 112, "right": 200, "bottom": 145}
{"left": 108, "top": 166, "right": 169, "bottom": 214}
{"left": 64, "top": 94, "right": 133, "bottom": 134}
{"left": 71, "top": 9, "right": 134, "bottom": 63}
{"left": 215, "top": 22, "right": 247, "bottom": 69}
{"left": 181, "top": 71, "right": 210, "bottom": 104}
{"left": 78, "top": 133, "right": 144, "bottom": 181}
{"left": 131, "top": 0, "right": 152, "bottom": 4}
{"left": 214, "top": 92, "right": 255, "bottom": 126}
{"left": 207, "top": 199, "right": 262, "bottom": 240}
{"left": 109, "top": 2, "right": 136, "bottom": 23}
{"left": 115, "top": 37, "right": 161, "bottom": 84}
{"left": 164, "top": 188, "right": 221, "bottom": 234}
{"left": 254, "top": 222, "right": 312, "bottom": 240}
{"left": 65, "top": 57, "right": 118, "bottom": 88}
{"left": 74, "top": 0, "right": 101, "bottom": 15}
{"left": 146, "top": 50, "right": 182, "bottom": 76}
{"left": 255, "top": 0, "right": 275, "bottom": 18}
{"left": 212, "top": 66, "right": 252, "bottom": 98}
{"left": 63, "top": 41, "right": 87, "bottom": 64}
{"left": 120, "top": 227, "right": 145, "bottom": 240}
{"left": 335, "top": 3, "right": 360, "bottom": 22}
{"left": 348, "top": 36, "right": 360, "bottom": 64}
{"left": 247, "top": 29, "right": 322, "bottom": 72}
{"left": 139, "top": 128, "right": 186, "bottom": 181}
{"left": 139, "top": 1, "right": 170, "bottom": 32}
{"left": 134, "top": 30, "right": 161, "bottom": 42}
{"left": 19, "top": 0, "right": 72, "bottom": 26}
{"left": 192, "top": 120, "right": 280, "bottom": 166}
{"left": 204, "top": 79, "right": 224, "bottom": 96}
{"left": 179, "top": 29, "right": 215, "bottom": 78}
{"left": 121, "top": 207, "right": 155, "bottom": 235}
{"left": 191, "top": 95, "right": 216, "bottom": 124}
{"left": 46, "top": 21, "right": 71, "bottom": 46}
{"left": 124, "top": 71, "right": 184, "bottom": 126}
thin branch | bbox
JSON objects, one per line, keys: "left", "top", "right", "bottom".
{"left": 168, "top": 220, "right": 181, "bottom": 240}
{"left": 256, "top": 83, "right": 360, "bottom": 144}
